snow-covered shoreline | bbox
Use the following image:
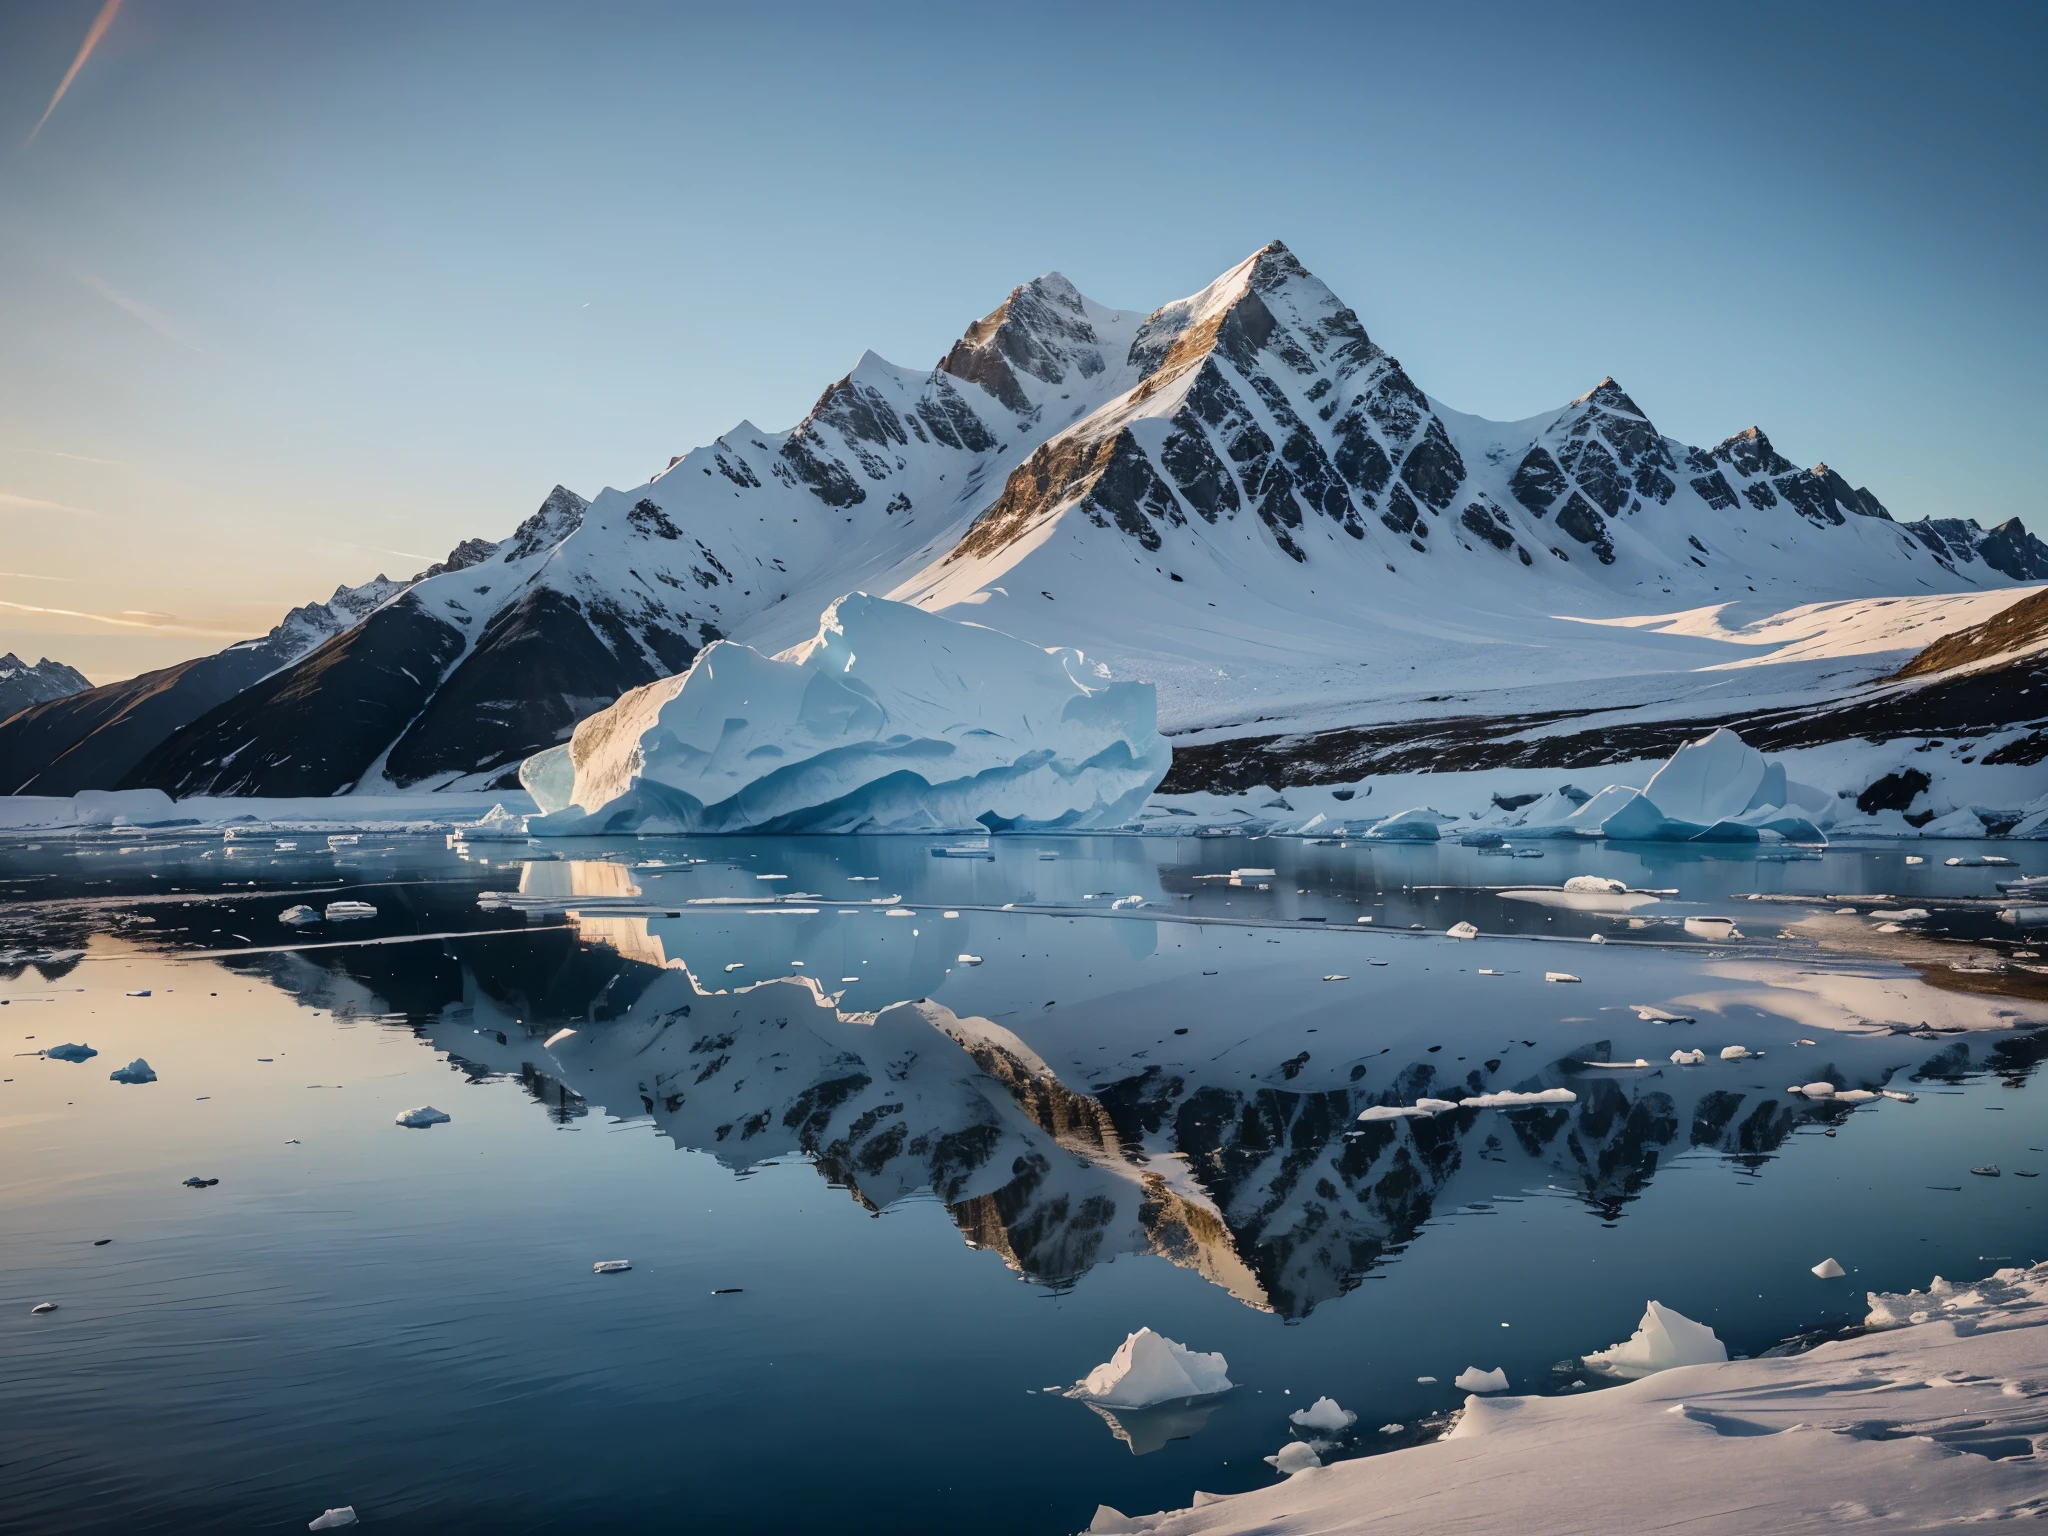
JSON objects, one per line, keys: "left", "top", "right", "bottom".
{"left": 1086, "top": 1264, "right": 2048, "bottom": 1535}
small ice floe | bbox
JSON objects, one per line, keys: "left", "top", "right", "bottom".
{"left": 1356, "top": 915, "right": 1373, "bottom": 924}
{"left": 1795, "top": 1081, "right": 1837, "bottom": 1098}
{"left": 1906, "top": 855, "right": 1925, "bottom": 865}
{"left": 1379, "top": 1423, "right": 1404, "bottom": 1434}
{"left": 1971, "top": 1165, "right": 2001, "bottom": 1177}
{"left": 394, "top": 1106, "right": 451, "bottom": 1128}
{"left": 275, "top": 841, "right": 298, "bottom": 851}
{"left": 1068, "top": 1328, "right": 1233, "bottom": 1408}
{"left": 1416, "top": 1376, "right": 1437, "bottom": 1384}
{"left": 543, "top": 1028, "right": 576, "bottom": 1049}
{"left": 1288, "top": 1396, "right": 1356, "bottom": 1432}
{"left": 1683, "top": 917, "right": 1741, "bottom": 941}
{"left": 31, "top": 1301, "right": 57, "bottom": 1314}
{"left": 1881, "top": 1089, "right": 1917, "bottom": 1103}
{"left": 1589, "top": 933, "right": 1608, "bottom": 944}
{"left": 1564, "top": 876, "right": 1627, "bottom": 894}
{"left": 279, "top": 905, "right": 321, "bottom": 925}
{"left": 1870, "top": 908, "right": 1929, "bottom": 922}
{"left": 885, "top": 908, "right": 915, "bottom": 917}
{"left": 308, "top": 1509, "right": 359, "bottom": 1531}
{"left": 1947, "top": 855, "right": 2013, "bottom": 867}
{"left": 327, "top": 834, "right": 360, "bottom": 848}
{"left": 323, "top": 901, "right": 377, "bottom": 921}
{"left": 1232, "top": 868, "right": 1276, "bottom": 879}
{"left": 125, "top": 989, "right": 151, "bottom": 998}
{"left": 1719, "top": 1046, "right": 1755, "bottom": 1061}
{"left": 1110, "top": 895, "right": 1145, "bottom": 910}
{"left": 182, "top": 1176, "right": 219, "bottom": 1188}
{"left": 1265, "top": 1442, "right": 1321, "bottom": 1475}
{"left": 1446, "top": 921, "right": 1478, "bottom": 940}
{"left": 1836, "top": 1089, "right": 1878, "bottom": 1103}
{"left": 1478, "top": 967, "right": 1505, "bottom": 975}
{"left": 1322, "top": 974, "right": 1348, "bottom": 982}
{"left": 1632, "top": 1006, "right": 1696, "bottom": 1023}
{"left": 1812, "top": 1257, "right": 1846, "bottom": 1279}
{"left": 1356, "top": 1088, "right": 1574, "bottom": 1123}
{"left": 108, "top": 1058, "right": 156, "bottom": 1084}
{"left": 1454, "top": 1365, "right": 1509, "bottom": 1393}
{"left": 45, "top": 1042, "right": 97, "bottom": 1062}
{"left": 1514, "top": 847, "right": 1545, "bottom": 858}
{"left": 724, "top": 962, "right": 744, "bottom": 972}
{"left": 1584, "top": 1058, "right": 1651, "bottom": 1069}
{"left": 1545, "top": 972, "right": 1581, "bottom": 984}
{"left": 957, "top": 954, "right": 983, "bottom": 966}
{"left": 1584, "top": 1301, "right": 1726, "bottom": 1378}
{"left": 1671, "top": 1049, "right": 1707, "bottom": 1065}
{"left": 942, "top": 910, "right": 959, "bottom": 918}
{"left": 592, "top": 1260, "right": 632, "bottom": 1274}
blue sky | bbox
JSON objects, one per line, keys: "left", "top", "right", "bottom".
{"left": 3, "top": 0, "right": 2043, "bottom": 680}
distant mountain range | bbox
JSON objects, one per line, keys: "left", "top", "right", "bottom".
{"left": 4, "top": 241, "right": 2043, "bottom": 798}
{"left": 0, "top": 653, "right": 90, "bottom": 722}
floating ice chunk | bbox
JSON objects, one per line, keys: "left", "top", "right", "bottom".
{"left": 1455, "top": 1366, "right": 1509, "bottom": 1393}
{"left": 1070, "top": 1328, "right": 1233, "bottom": 1408}
{"left": 1812, "top": 1257, "right": 1846, "bottom": 1279}
{"left": 724, "top": 962, "right": 744, "bottom": 972}
{"left": 1446, "top": 921, "right": 1478, "bottom": 939}
{"left": 1590, "top": 933, "right": 1608, "bottom": 944}
{"left": 279, "top": 905, "right": 321, "bottom": 925}
{"left": 1379, "top": 1423, "right": 1404, "bottom": 1434}
{"left": 592, "top": 1260, "right": 631, "bottom": 1274}
{"left": 1265, "top": 1442, "right": 1321, "bottom": 1475}
{"left": 956, "top": 954, "right": 983, "bottom": 965}
{"left": 543, "top": 1028, "right": 577, "bottom": 1050}
{"left": 1906, "top": 855, "right": 1925, "bottom": 865}
{"left": 1683, "top": 917, "right": 1741, "bottom": 941}
{"left": 1584, "top": 1059, "right": 1651, "bottom": 1069}
{"left": 45, "top": 1042, "right": 97, "bottom": 1062}
{"left": 1355, "top": 915, "right": 1372, "bottom": 924}
{"left": 1869, "top": 908, "right": 1929, "bottom": 921}
{"left": 394, "top": 1106, "right": 450, "bottom": 1129}
{"left": 1416, "top": 1376, "right": 1437, "bottom": 1384}
{"left": 1564, "top": 876, "right": 1627, "bottom": 894}
{"left": 1720, "top": 1046, "right": 1755, "bottom": 1061}
{"left": 308, "top": 1510, "right": 359, "bottom": 1531}
{"left": 1514, "top": 847, "right": 1545, "bottom": 858}
{"left": 1881, "top": 1089, "right": 1917, "bottom": 1103}
{"left": 1360, "top": 807, "right": 1454, "bottom": 842}
{"left": 1584, "top": 1301, "right": 1727, "bottom": 1378}
{"left": 125, "top": 989, "right": 151, "bottom": 998}
{"left": 108, "top": 1058, "right": 156, "bottom": 1084}
{"left": 1110, "top": 895, "right": 1145, "bottom": 910}
{"left": 1798, "top": 1081, "right": 1837, "bottom": 1098}
{"left": 1671, "top": 1049, "right": 1706, "bottom": 1065}
{"left": 324, "top": 901, "right": 376, "bottom": 921}
{"left": 31, "top": 1301, "right": 57, "bottom": 1314}
{"left": 1464, "top": 1088, "right": 1576, "bottom": 1109}
{"left": 521, "top": 594, "right": 1170, "bottom": 835}
{"left": 1836, "top": 1089, "right": 1878, "bottom": 1103}
{"left": 1288, "top": 1396, "right": 1356, "bottom": 1431}
{"left": 1633, "top": 1006, "right": 1696, "bottom": 1023}
{"left": 1971, "top": 1165, "right": 2000, "bottom": 1177}
{"left": 1545, "top": 972, "right": 1581, "bottom": 984}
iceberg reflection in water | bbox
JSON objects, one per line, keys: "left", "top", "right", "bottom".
{"left": 2, "top": 831, "right": 2044, "bottom": 1534}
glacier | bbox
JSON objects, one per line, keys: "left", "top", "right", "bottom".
{"left": 520, "top": 594, "right": 1171, "bottom": 835}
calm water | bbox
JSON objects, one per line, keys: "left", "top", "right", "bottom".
{"left": 1, "top": 832, "right": 2043, "bottom": 1533}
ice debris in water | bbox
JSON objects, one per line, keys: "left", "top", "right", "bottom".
{"left": 31, "top": 1301, "right": 57, "bottom": 1314}
{"left": 1416, "top": 1376, "right": 1437, "bottom": 1384}
{"left": 519, "top": 594, "right": 1170, "bottom": 835}
{"left": 1544, "top": 972, "right": 1581, "bottom": 984}
{"left": 1289, "top": 1396, "right": 1356, "bottom": 1431}
{"left": 592, "top": 1260, "right": 631, "bottom": 1274}
{"left": 44, "top": 1042, "right": 97, "bottom": 1062}
{"left": 1497, "top": 729, "right": 1833, "bottom": 843}
{"left": 1683, "top": 917, "right": 1741, "bottom": 941}
{"left": 1357, "top": 1089, "right": 1574, "bottom": 1123}
{"left": 1795, "top": 1082, "right": 1837, "bottom": 1098}
{"left": 956, "top": 954, "right": 983, "bottom": 965}
{"left": 279, "top": 905, "right": 321, "bottom": 926}
{"left": 1110, "top": 895, "right": 1145, "bottom": 910}
{"left": 108, "top": 1058, "right": 156, "bottom": 1084}
{"left": 1446, "top": 921, "right": 1478, "bottom": 939}
{"left": 1265, "top": 1441, "right": 1322, "bottom": 1475}
{"left": 308, "top": 1510, "right": 358, "bottom": 1531}
{"left": 1633, "top": 1006, "right": 1695, "bottom": 1023}
{"left": 1564, "top": 876, "right": 1627, "bottom": 894}
{"left": 1069, "top": 1328, "right": 1233, "bottom": 1408}
{"left": 1583, "top": 1301, "right": 1727, "bottom": 1378}
{"left": 1670, "top": 1049, "right": 1706, "bottom": 1065}
{"left": 1812, "top": 1257, "right": 1847, "bottom": 1279}
{"left": 1720, "top": 1046, "right": 1756, "bottom": 1061}
{"left": 324, "top": 901, "right": 376, "bottom": 921}
{"left": 1379, "top": 1422, "right": 1404, "bottom": 1434}
{"left": 1455, "top": 1366, "right": 1509, "bottom": 1393}
{"left": 394, "top": 1106, "right": 451, "bottom": 1129}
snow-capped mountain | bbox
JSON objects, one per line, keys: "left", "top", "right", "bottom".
{"left": 0, "top": 653, "right": 89, "bottom": 723}
{"left": 5, "top": 241, "right": 2042, "bottom": 799}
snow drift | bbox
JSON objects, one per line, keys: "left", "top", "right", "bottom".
{"left": 521, "top": 594, "right": 1170, "bottom": 835}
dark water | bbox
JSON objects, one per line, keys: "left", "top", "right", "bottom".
{"left": 1, "top": 831, "right": 2043, "bottom": 1533}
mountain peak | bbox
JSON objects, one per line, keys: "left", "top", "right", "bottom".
{"left": 938, "top": 271, "right": 1110, "bottom": 413}
{"left": 1570, "top": 377, "right": 1647, "bottom": 418}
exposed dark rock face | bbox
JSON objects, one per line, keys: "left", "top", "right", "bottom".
{"left": 1553, "top": 491, "right": 1616, "bottom": 563}
{"left": 123, "top": 596, "right": 467, "bottom": 796}
{"left": 382, "top": 586, "right": 684, "bottom": 785}
{"left": 1976, "top": 517, "right": 2048, "bottom": 580}
{"left": 940, "top": 272, "right": 1105, "bottom": 414}
{"left": 0, "top": 653, "right": 90, "bottom": 723}
{"left": 1857, "top": 768, "right": 1930, "bottom": 814}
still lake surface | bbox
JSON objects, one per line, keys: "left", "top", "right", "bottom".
{"left": 2, "top": 831, "right": 2043, "bottom": 1533}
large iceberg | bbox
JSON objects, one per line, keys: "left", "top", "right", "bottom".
{"left": 1069, "top": 1328, "right": 1234, "bottom": 1408}
{"left": 521, "top": 594, "right": 1171, "bottom": 835}
{"left": 1490, "top": 729, "right": 1834, "bottom": 844}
